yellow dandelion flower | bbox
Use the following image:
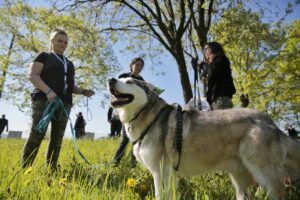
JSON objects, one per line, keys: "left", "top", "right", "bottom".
{"left": 127, "top": 178, "right": 137, "bottom": 187}
{"left": 24, "top": 167, "right": 33, "bottom": 175}
{"left": 58, "top": 178, "right": 67, "bottom": 187}
{"left": 24, "top": 179, "right": 31, "bottom": 186}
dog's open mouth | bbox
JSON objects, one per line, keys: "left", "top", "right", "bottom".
{"left": 110, "top": 87, "right": 134, "bottom": 107}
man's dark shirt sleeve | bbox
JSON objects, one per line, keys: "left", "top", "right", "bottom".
{"left": 33, "top": 52, "right": 48, "bottom": 64}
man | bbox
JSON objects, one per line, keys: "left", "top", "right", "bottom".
{"left": 0, "top": 114, "right": 8, "bottom": 139}
{"left": 286, "top": 125, "right": 299, "bottom": 139}
{"left": 107, "top": 107, "right": 122, "bottom": 137}
{"left": 74, "top": 112, "right": 86, "bottom": 139}
{"left": 22, "top": 29, "right": 95, "bottom": 169}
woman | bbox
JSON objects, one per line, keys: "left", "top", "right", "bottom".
{"left": 22, "top": 29, "right": 95, "bottom": 170}
{"left": 204, "top": 42, "right": 236, "bottom": 110}
{"left": 113, "top": 57, "right": 144, "bottom": 167}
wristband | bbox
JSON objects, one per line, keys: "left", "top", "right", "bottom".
{"left": 46, "top": 88, "right": 52, "bottom": 96}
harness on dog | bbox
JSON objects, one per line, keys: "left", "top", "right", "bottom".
{"left": 131, "top": 103, "right": 184, "bottom": 171}
{"left": 132, "top": 105, "right": 173, "bottom": 145}
{"left": 173, "top": 104, "right": 183, "bottom": 171}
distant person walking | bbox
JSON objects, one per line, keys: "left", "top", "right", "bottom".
{"left": 0, "top": 114, "right": 8, "bottom": 139}
{"left": 22, "top": 29, "right": 95, "bottom": 170}
{"left": 107, "top": 107, "right": 122, "bottom": 137}
{"left": 74, "top": 112, "right": 86, "bottom": 139}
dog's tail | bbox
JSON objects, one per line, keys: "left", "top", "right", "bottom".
{"left": 280, "top": 133, "right": 300, "bottom": 182}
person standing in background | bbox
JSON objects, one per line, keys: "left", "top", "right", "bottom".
{"left": 203, "top": 42, "right": 236, "bottom": 110}
{"left": 113, "top": 57, "right": 145, "bottom": 167}
{"left": 74, "top": 112, "right": 86, "bottom": 139}
{"left": 107, "top": 107, "right": 122, "bottom": 138}
{"left": 0, "top": 114, "right": 8, "bottom": 139}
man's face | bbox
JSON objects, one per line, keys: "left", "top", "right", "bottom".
{"left": 51, "top": 34, "right": 68, "bottom": 55}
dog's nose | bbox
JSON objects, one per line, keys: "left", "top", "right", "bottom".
{"left": 108, "top": 78, "right": 117, "bottom": 86}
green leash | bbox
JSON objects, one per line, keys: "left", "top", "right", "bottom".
{"left": 5, "top": 98, "right": 129, "bottom": 189}
{"left": 35, "top": 98, "right": 61, "bottom": 133}
{"left": 36, "top": 97, "right": 130, "bottom": 169}
{"left": 36, "top": 97, "right": 93, "bottom": 166}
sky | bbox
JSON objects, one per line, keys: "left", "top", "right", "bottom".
{"left": 0, "top": 0, "right": 299, "bottom": 139}
{"left": 0, "top": 51, "right": 185, "bottom": 139}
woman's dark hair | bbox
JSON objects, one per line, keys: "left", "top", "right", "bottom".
{"left": 129, "top": 57, "right": 144, "bottom": 71}
{"left": 205, "top": 42, "right": 226, "bottom": 57}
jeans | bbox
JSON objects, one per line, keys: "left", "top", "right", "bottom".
{"left": 211, "top": 96, "right": 233, "bottom": 110}
{"left": 113, "top": 126, "right": 136, "bottom": 166}
{"left": 110, "top": 120, "right": 122, "bottom": 137}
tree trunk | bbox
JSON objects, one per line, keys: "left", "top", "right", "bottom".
{"left": 0, "top": 34, "right": 15, "bottom": 99}
{"left": 174, "top": 44, "right": 193, "bottom": 103}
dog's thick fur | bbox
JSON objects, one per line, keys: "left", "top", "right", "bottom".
{"left": 108, "top": 77, "right": 300, "bottom": 200}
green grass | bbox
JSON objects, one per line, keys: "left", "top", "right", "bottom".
{"left": 0, "top": 138, "right": 299, "bottom": 200}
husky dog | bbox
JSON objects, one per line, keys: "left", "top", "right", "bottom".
{"left": 108, "top": 77, "right": 300, "bottom": 200}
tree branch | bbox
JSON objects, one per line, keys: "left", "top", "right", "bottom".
{"left": 206, "top": 0, "right": 214, "bottom": 32}
{"left": 120, "top": 0, "right": 174, "bottom": 54}
{"left": 99, "top": 26, "right": 159, "bottom": 40}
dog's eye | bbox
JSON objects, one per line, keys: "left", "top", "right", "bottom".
{"left": 126, "top": 81, "right": 134, "bottom": 84}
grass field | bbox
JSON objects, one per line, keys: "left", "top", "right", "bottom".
{"left": 0, "top": 138, "right": 299, "bottom": 200}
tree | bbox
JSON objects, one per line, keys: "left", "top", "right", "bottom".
{"left": 210, "top": 4, "right": 284, "bottom": 106}
{"left": 51, "top": 0, "right": 299, "bottom": 109}
{"left": 210, "top": 3, "right": 299, "bottom": 125}
{"left": 262, "top": 20, "right": 300, "bottom": 125}
{"left": 56, "top": 0, "right": 220, "bottom": 103}
{"left": 0, "top": 1, "right": 119, "bottom": 110}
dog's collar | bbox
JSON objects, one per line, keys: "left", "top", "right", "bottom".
{"left": 128, "top": 102, "right": 152, "bottom": 123}
{"left": 128, "top": 83, "right": 162, "bottom": 123}
{"left": 127, "top": 85, "right": 152, "bottom": 123}
{"left": 132, "top": 105, "right": 173, "bottom": 145}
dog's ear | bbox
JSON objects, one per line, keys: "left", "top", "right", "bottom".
{"left": 132, "top": 79, "right": 162, "bottom": 97}
{"left": 145, "top": 82, "right": 156, "bottom": 92}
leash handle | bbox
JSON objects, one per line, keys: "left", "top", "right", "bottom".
{"left": 85, "top": 97, "right": 93, "bottom": 121}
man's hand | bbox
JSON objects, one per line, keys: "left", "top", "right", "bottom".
{"left": 83, "top": 89, "right": 95, "bottom": 97}
{"left": 47, "top": 90, "right": 57, "bottom": 101}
